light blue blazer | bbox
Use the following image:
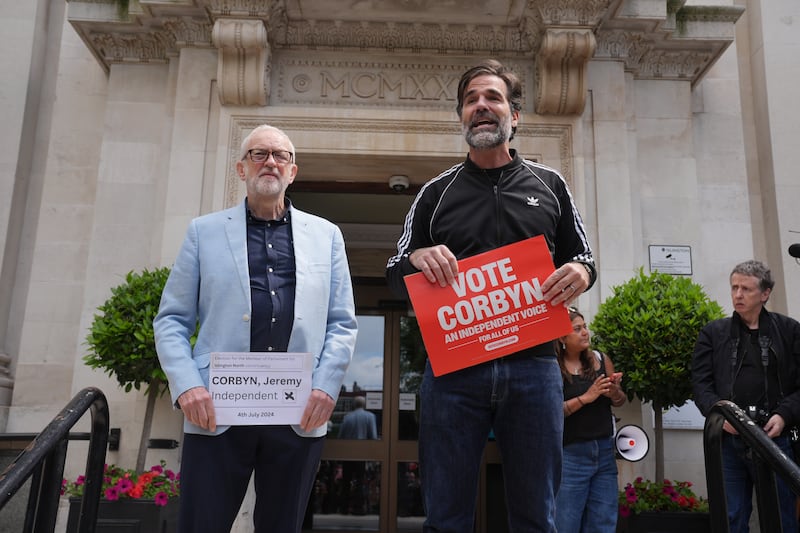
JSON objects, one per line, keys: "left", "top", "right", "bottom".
{"left": 154, "top": 201, "right": 358, "bottom": 438}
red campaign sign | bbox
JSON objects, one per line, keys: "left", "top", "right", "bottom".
{"left": 403, "top": 235, "right": 572, "bottom": 376}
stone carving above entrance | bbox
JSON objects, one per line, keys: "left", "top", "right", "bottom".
{"left": 271, "top": 54, "right": 533, "bottom": 110}
{"left": 66, "top": 0, "right": 743, "bottom": 115}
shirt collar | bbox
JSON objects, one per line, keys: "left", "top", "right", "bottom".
{"left": 245, "top": 197, "right": 292, "bottom": 224}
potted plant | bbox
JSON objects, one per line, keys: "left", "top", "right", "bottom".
{"left": 590, "top": 267, "right": 724, "bottom": 481}
{"left": 67, "top": 267, "right": 184, "bottom": 530}
{"left": 617, "top": 478, "right": 709, "bottom": 533}
{"left": 62, "top": 460, "right": 179, "bottom": 532}
{"left": 82, "top": 267, "right": 173, "bottom": 472}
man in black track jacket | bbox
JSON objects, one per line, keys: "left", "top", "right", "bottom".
{"left": 386, "top": 59, "right": 596, "bottom": 533}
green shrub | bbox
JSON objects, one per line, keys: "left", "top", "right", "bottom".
{"left": 591, "top": 267, "right": 725, "bottom": 479}
{"left": 83, "top": 267, "right": 172, "bottom": 472}
{"left": 84, "top": 268, "right": 171, "bottom": 394}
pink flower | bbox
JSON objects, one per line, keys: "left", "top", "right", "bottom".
{"left": 105, "top": 486, "right": 120, "bottom": 501}
{"left": 618, "top": 478, "right": 708, "bottom": 515}
{"left": 117, "top": 478, "right": 134, "bottom": 494}
{"left": 154, "top": 492, "right": 169, "bottom": 506}
{"left": 62, "top": 460, "right": 179, "bottom": 506}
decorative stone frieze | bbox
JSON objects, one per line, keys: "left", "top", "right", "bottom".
{"left": 279, "top": 20, "right": 536, "bottom": 54}
{"left": 211, "top": 18, "right": 270, "bottom": 105}
{"left": 202, "top": 0, "right": 280, "bottom": 18}
{"left": 594, "top": 30, "right": 650, "bottom": 66}
{"left": 66, "top": 0, "right": 744, "bottom": 112}
{"left": 162, "top": 17, "right": 213, "bottom": 47}
{"left": 532, "top": 0, "right": 610, "bottom": 26}
{"left": 637, "top": 49, "right": 712, "bottom": 80}
{"left": 89, "top": 30, "right": 174, "bottom": 65}
{"left": 593, "top": 4, "right": 744, "bottom": 84}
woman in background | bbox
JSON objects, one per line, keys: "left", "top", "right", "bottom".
{"left": 555, "top": 307, "right": 626, "bottom": 533}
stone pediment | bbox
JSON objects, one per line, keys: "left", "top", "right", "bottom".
{"left": 66, "top": 0, "right": 743, "bottom": 114}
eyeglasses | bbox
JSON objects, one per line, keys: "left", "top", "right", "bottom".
{"left": 245, "top": 149, "right": 294, "bottom": 164}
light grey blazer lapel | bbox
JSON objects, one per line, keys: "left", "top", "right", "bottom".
{"left": 224, "top": 204, "right": 251, "bottom": 307}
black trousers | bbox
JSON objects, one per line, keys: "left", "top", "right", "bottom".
{"left": 178, "top": 426, "right": 324, "bottom": 533}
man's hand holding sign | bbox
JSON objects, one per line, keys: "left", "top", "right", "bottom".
{"left": 408, "top": 239, "right": 590, "bottom": 306}
{"left": 404, "top": 235, "right": 587, "bottom": 376}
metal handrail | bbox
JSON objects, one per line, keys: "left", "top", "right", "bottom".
{"left": 0, "top": 387, "right": 109, "bottom": 533}
{"left": 704, "top": 399, "right": 800, "bottom": 533}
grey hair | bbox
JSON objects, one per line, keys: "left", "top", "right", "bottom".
{"left": 239, "top": 125, "right": 296, "bottom": 161}
{"left": 730, "top": 260, "right": 775, "bottom": 292}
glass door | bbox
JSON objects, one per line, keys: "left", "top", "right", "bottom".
{"left": 305, "top": 309, "right": 428, "bottom": 533}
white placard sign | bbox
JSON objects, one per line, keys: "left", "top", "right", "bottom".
{"left": 209, "top": 352, "right": 313, "bottom": 425}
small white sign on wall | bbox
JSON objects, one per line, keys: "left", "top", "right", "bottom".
{"left": 649, "top": 245, "right": 692, "bottom": 275}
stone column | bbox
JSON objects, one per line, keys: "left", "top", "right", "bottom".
{"left": 0, "top": 0, "right": 60, "bottom": 424}
{"left": 741, "top": 0, "right": 800, "bottom": 315}
{"left": 586, "top": 60, "right": 637, "bottom": 297}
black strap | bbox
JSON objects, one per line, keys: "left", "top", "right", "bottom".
{"left": 729, "top": 323, "right": 740, "bottom": 399}
{"left": 759, "top": 335, "right": 772, "bottom": 412}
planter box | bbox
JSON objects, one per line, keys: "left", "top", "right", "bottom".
{"left": 67, "top": 498, "right": 178, "bottom": 532}
{"left": 617, "top": 511, "right": 711, "bottom": 533}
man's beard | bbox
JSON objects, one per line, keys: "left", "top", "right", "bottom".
{"left": 463, "top": 113, "right": 513, "bottom": 149}
{"left": 248, "top": 174, "right": 284, "bottom": 197}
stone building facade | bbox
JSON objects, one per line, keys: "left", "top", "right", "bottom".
{"left": 1, "top": 0, "right": 799, "bottom": 529}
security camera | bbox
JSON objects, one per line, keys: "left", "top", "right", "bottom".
{"left": 389, "top": 175, "right": 410, "bottom": 192}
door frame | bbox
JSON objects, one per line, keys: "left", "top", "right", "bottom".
{"left": 311, "top": 287, "right": 504, "bottom": 533}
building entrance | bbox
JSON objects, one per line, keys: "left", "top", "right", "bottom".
{"left": 303, "top": 308, "right": 425, "bottom": 532}
{"left": 286, "top": 184, "right": 510, "bottom": 532}
{"left": 303, "top": 297, "right": 508, "bottom": 533}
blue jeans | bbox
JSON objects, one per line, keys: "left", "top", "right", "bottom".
{"left": 721, "top": 432, "right": 798, "bottom": 533}
{"left": 419, "top": 355, "right": 563, "bottom": 533}
{"left": 555, "top": 437, "right": 618, "bottom": 533}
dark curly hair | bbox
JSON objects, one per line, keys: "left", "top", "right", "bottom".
{"left": 556, "top": 307, "right": 599, "bottom": 382}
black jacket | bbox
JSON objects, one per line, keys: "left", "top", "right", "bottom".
{"left": 692, "top": 308, "right": 800, "bottom": 426}
{"left": 385, "top": 150, "right": 596, "bottom": 298}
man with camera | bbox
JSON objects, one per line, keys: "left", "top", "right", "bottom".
{"left": 692, "top": 260, "right": 800, "bottom": 533}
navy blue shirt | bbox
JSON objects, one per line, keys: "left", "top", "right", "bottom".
{"left": 246, "top": 199, "right": 295, "bottom": 352}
